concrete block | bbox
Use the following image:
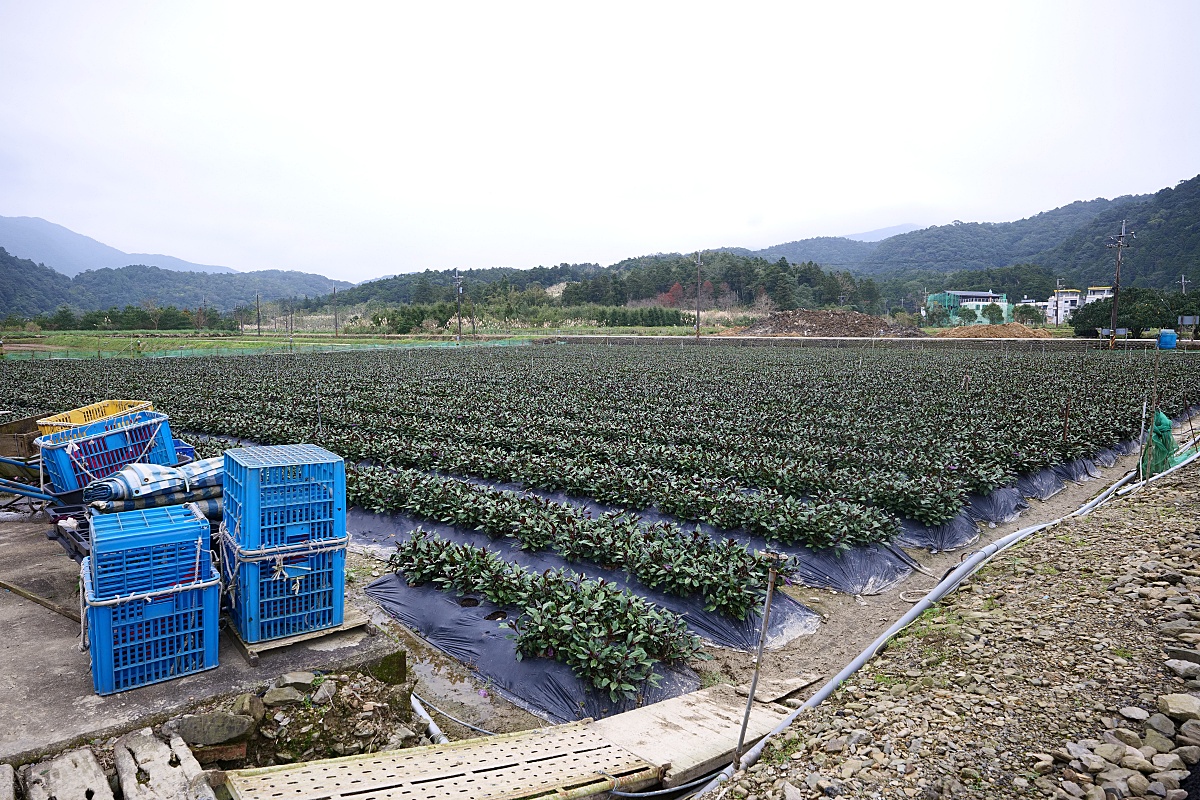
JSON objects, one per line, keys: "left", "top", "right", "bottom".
{"left": 21, "top": 748, "right": 114, "bottom": 800}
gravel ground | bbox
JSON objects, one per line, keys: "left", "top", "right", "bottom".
{"left": 719, "top": 460, "right": 1200, "bottom": 800}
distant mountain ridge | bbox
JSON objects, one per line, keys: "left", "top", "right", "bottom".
{"left": 5, "top": 172, "right": 1197, "bottom": 320}
{"left": 0, "top": 215, "right": 240, "bottom": 276}
{"left": 0, "top": 247, "right": 351, "bottom": 316}
{"left": 841, "top": 223, "right": 921, "bottom": 242}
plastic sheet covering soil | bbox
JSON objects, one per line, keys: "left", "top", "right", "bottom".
{"left": 1052, "top": 457, "right": 1100, "bottom": 483}
{"left": 786, "top": 543, "right": 919, "bottom": 596}
{"left": 895, "top": 511, "right": 981, "bottom": 553}
{"left": 349, "top": 509, "right": 819, "bottom": 651}
{"left": 964, "top": 488, "right": 1028, "bottom": 526}
{"left": 1015, "top": 470, "right": 1066, "bottom": 501}
{"left": 365, "top": 572, "right": 699, "bottom": 724}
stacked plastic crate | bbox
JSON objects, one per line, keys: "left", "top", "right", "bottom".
{"left": 82, "top": 504, "right": 220, "bottom": 694}
{"left": 34, "top": 402, "right": 177, "bottom": 493}
{"left": 220, "top": 444, "right": 347, "bottom": 643}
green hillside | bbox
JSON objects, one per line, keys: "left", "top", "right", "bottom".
{"left": 0, "top": 255, "right": 351, "bottom": 317}
{"left": 0, "top": 248, "right": 72, "bottom": 317}
{"left": 857, "top": 197, "right": 1140, "bottom": 274}
{"left": 752, "top": 236, "right": 878, "bottom": 268}
{"left": 1034, "top": 175, "right": 1200, "bottom": 289}
{"left": 324, "top": 263, "right": 603, "bottom": 308}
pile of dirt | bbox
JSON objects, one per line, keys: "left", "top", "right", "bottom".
{"left": 737, "top": 309, "right": 924, "bottom": 338}
{"left": 933, "top": 322, "right": 1051, "bottom": 339}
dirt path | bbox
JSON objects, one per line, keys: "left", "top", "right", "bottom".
{"left": 700, "top": 447, "right": 1146, "bottom": 698}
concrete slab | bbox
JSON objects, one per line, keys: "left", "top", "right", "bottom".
{"left": 0, "top": 520, "right": 393, "bottom": 764}
{"left": 0, "top": 764, "right": 15, "bottom": 800}
{"left": 113, "top": 729, "right": 215, "bottom": 800}
{"left": 20, "top": 748, "right": 115, "bottom": 800}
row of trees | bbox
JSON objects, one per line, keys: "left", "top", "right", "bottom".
{"left": 295, "top": 253, "right": 888, "bottom": 323}
{"left": 9, "top": 304, "right": 239, "bottom": 332}
{"left": 562, "top": 254, "right": 884, "bottom": 314}
{"left": 1068, "top": 288, "right": 1200, "bottom": 338}
{"left": 359, "top": 302, "right": 692, "bottom": 334}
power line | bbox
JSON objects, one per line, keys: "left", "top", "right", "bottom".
{"left": 1106, "top": 220, "right": 1135, "bottom": 350}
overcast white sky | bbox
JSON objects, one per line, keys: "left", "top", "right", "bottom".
{"left": 2, "top": 1, "right": 1199, "bottom": 283}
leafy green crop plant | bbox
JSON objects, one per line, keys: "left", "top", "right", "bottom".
{"left": 389, "top": 529, "right": 703, "bottom": 700}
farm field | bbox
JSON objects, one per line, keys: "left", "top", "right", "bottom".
{"left": 2, "top": 343, "right": 1197, "bottom": 706}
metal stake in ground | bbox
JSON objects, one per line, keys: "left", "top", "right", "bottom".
{"left": 732, "top": 553, "right": 783, "bottom": 768}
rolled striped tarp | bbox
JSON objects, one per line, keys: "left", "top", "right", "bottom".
{"left": 82, "top": 456, "right": 223, "bottom": 501}
{"left": 88, "top": 485, "right": 223, "bottom": 514}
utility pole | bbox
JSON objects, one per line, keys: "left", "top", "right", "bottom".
{"left": 333, "top": 287, "right": 339, "bottom": 337}
{"left": 1106, "top": 220, "right": 1135, "bottom": 350}
{"left": 455, "top": 269, "right": 463, "bottom": 343}
{"left": 695, "top": 251, "right": 702, "bottom": 341}
{"left": 1182, "top": 274, "right": 1192, "bottom": 295}
{"left": 256, "top": 293, "right": 261, "bottom": 336}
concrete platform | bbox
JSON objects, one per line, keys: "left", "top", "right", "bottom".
{"left": 0, "top": 518, "right": 393, "bottom": 764}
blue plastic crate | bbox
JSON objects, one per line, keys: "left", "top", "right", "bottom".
{"left": 83, "top": 559, "right": 219, "bottom": 695}
{"left": 89, "top": 506, "right": 212, "bottom": 600}
{"left": 173, "top": 439, "right": 196, "bottom": 462}
{"left": 222, "top": 540, "right": 345, "bottom": 643}
{"left": 223, "top": 445, "right": 346, "bottom": 550}
{"left": 35, "top": 410, "right": 177, "bottom": 493}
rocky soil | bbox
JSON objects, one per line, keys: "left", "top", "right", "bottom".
{"left": 8, "top": 662, "right": 429, "bottom": 800}
{"left": 719, "top": 462, "right": 1200, "bottom": 800}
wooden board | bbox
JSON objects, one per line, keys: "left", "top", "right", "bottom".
{"left": 226, "top": 608, "right": 372, "bottom": 666}
{"left": 225, "top": 723, "right": 659, "bottom": 800}
{"left": 734, "top": 673, "right": 820, "bottom": 703}
{"left": 588, "top": 685, "right": 791, "bottom": 788}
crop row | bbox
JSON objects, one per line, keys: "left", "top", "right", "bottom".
{"left": 3, "top": 346, "right": 1196, "bottom": 535}
{"left": 390, "top": 529, "right": 703, "bottom": 700}
{"left": 350, "top": 464, "right": 794, "bottom": 619}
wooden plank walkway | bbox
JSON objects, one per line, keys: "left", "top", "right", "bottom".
{"left": 225, "top": 679, "right": 818, "bottom": 798}
{"left": 589, "top": 683, "right": 801, "bottom": 788}
{"left": 224, "top": 723, "right": 659, "bottom": 800}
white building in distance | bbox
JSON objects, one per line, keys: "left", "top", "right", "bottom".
{"left": 1045, "top": 286, "right": 1114, "bottom": 324}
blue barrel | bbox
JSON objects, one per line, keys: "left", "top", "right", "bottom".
{"left": 1158, "top": 329, "right": 1177, "bottom": 350}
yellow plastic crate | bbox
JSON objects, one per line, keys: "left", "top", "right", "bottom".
{"left": 37, "top": 400, "right": 155, "bottom": 436}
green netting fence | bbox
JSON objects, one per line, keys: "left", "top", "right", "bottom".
{"left": 1140, "top": 410, "right": 1199, "bottom": 478}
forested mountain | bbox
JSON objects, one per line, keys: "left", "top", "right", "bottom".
{"left": 0, "top": 251, "right": 351, "bottom": 316}
{"left": 841, "top": 224, "right": 920, "bottom": 242}
{"left": 322, "top": 263, "right": 604, "bottom": 308}
{"left": 0, "top": 215, "right": 239, "bottom": 276}
{"left": 752, "top": 236, "right": 878, "bottom": 267}
{"left": 1034, "top": 174, "right": 1200, "bottom": 289}
{"left": 854, "top": 197, "right": 1141, "bottom": 274}
{"left": 7, "top": 173, "right": 1199, "bottom": 322}
{"left": 301, "top": 250, "right": 883, "bottom": 317}
{"left": 0, "top": 248, "right": 72, "bottom": 317}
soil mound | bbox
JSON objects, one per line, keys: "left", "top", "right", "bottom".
{"left": 737, "top": 309, "right": 923, "bottom": 338}
{"left": 933, "top": 322, "right": 1051, "bottom": 339}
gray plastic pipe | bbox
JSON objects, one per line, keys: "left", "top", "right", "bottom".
{"left": 410, "top": 694, "right": 450, "bottom": 744}
{"left": 693, "top": 467, "right": 1143, "bottom": 797}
